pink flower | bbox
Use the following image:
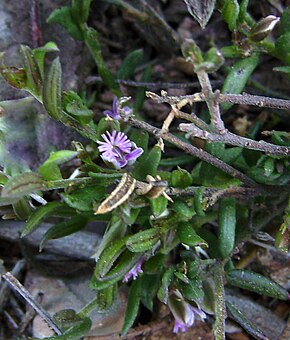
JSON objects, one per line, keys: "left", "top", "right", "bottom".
{"left": 97, "top": 130, "right": 143, "bottom": 169}
{"left": 168, "top": 290, "right": 206, "bottom": 334}
{"left": 103, "top": 97, "right": 132, "bottom": 120}
{"left": 123, "top": 256, "right": 145, "bottom": 282}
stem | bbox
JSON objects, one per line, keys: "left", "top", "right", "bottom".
{"left": 45, "top": 177, "right": 94, "bottom": 190}
{"left": 77, "top": 296, "right": 101, "bottom": 318}
{"left": 179, "top": 123, "right": 290, "bottom": 156}
{"left": 147, "top": 91, "right": 290, "bottom": 111}
{"left": 123, "top": 115, "right": 258, "bottom": 187}
{"left": 213, "top": 262, "right": 226, "bottom": 340}
{"left": 2, "top": 272, "right": 63, "bottom": 335}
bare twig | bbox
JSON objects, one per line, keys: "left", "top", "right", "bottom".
{"left": 146, "top": 90, "right": 290, "bottom": 111}
{"left": 0, "top": 259, "right": 26, "bottom": 312}
{"left": 120, "top": 112, "right": 258, "bottom": 187}
{"left": 19, "top": 292, "right": 43, "bottom": 334}
{"left": 2, "top": 272, "right": 63, "bottom": 335}
{"left": 146, "top": 91, "right": 290, "bottom": 156}
{"left": 219, "top": 92, "right": 290, "bottom": 110}
{"left": 179, "top": 123, "right": 290, "bottom": 156}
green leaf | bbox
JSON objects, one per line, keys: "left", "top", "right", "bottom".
{"left": 90, "top": 285, "right": 116, "bottom": 312}
{"left": 221, "top": 147, "right": 243, "bottom": 164}
{"left": 194, "top": 187, "right": 206, "bottom": 217}
{"left": 13, "top": 198, "right": 32, "bottom": 220}
{"left": 181, "top": 39, "right": 203, "bottom": 66}
{"left": 62, "top": 184, "right": 106, "bottom": 212}
{"left": 202, "top": 47, "right": 225, "bottom": 73}
{"left": 273, "top": 66, "right": 290, "bottom": 74}
{"left": 246, "top": 167, "right": 282, "bottom": 185}
{"left": 218, "top": 198, "right": 236, "bottom": 258}
{"left": 181, "top": 278, "right": 204, "bottom": 302}
{"left": 141, "top": 274, "right": 160, "bottom": 311}
{"left": 39, "top": 150, "right": 78, "bottom": 181}
{"left": 21, "top": 202, "right": 69, "bottom": 237}
{"left": 222, "top": 0, "right": 240, "bottom": 31}
{"left": 0, "top": 67, "right": 27, "bottom": 90}
{"left": 157, "top": 267, "right": 174, "bottom": 303}
{"left": 51, "top": 309, "right": 92, "bottom": 339}
{"left": 33, "top": 42, "right": 59, "bottom": 77}
{"left": 43, "top": 57, "right": 62, "bottom": 120}
{"left": 133, "top": 144, "right": 162, "bottom": 180}
{"left": 39, "top": 216, "right": 86, "bottom": 251}
{"left": 172, "top": 200, "right": 195, "bottom": 220}
{"left": 184, "top": 0, "right": 216, "bottom": 29}
{"left": 222, "top": 54, "right": 259, "bottom": 110}
{"left": 71, "top": 0, "right": 93, "bottom": 24}
{"left": 84, "top": 27, "right": 120, "bottom": 95}
{"left": 205, "top": 142, "right": 225, "bottom": 158}
{"left": 122, "top": 278, "right": 142, "bottom": 335}
{"left": 177, "top": 223, "right": 207, "bottom": 247}
{"left": 159, "top": 155, "right": 194, "bottom": 167}
{"left": 100, "top": 251, "right": 142, "bottom": 282}
{"left": 149, "top": 196, "right": 168, "bottom": 218}
{"left": 1, "top": 172, "right": 45, "bottom": 199}
{"left": 226, "top": 300, "right": 268, "bottom": 340}
{"left": 143, "top": 254, "right": 166, "bottom": 274}
{"left": 126, "top": 228, "right": 161, "bottom": 253}
{"left": 238, "top": 0, "right": 254, "bottom": 26}
{"left": 117, "top": 49, "right": 144, "bottom": 80}
{"left": 47, "top": 6, "right": 84, "bottom": 40}
{"left": 279, "top": 6, "right": 290, "bottom": 37}
{"left": 62, "top": 91, "right": 93, "bottom": 124}
{"left": 21, "top": 45, "right": 42, "bottom": 100}
{"left": 129, "top": 129, "right": 149, "bottom": 159}
{"left": 275, "top": 32, "right": 290, "bottom": 64}
{"left": 90, "top": 272, "right": 122, "bottom": 291}
{"left": 170, "top": 168, "right": 192, "bottom": 188}
{"left": 93, "top": 218, "right": 127, "bottom": 262}
{"left": 226, "top": 269, "right": 289, "bottom": 300}
{"left": 94, "top": 237, "right": 128, "bottom": 278}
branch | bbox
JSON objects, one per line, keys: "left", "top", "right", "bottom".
{"left": 146, "top": 90, "right": 290, "bottom": 111}
{"left": 146, "top": 91, "right": 290, "bottom": 156}
{"left": 120, "top": 112, "right": 258, "bottom": 187}
{"left": 2, "top": 272, "right": 63, "bottom": 335}
{"left": 179, "top": 123, "right": 290, "bottom": 156}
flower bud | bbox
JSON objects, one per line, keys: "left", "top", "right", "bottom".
{"left": 249, "top": 15, "right": 280, "bottom": 42}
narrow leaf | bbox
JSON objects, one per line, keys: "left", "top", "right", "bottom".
{"left": 47, "top": 6, "right": 84, "bottom": 40}
{"left": 43, "top": 57, "right": 62, "bottom": 120}
{"left": 226, "top": 300, "right": 268, "bottom": 340}
{"left": 39, "top": 216, "right": 86, "bottom": 251}
{"left": 183, "top": 0, "right": 216, "bottom": 29}
{"left": 1, "top": 172, "right": 45, "bottom": 199}
{"left": 21, "top": 202, "right": 68, "bottom": 237}
{"left": 226, "top": 269, "right": 290, "bottom": 300}
{"left": 117, "top": 49, "right": 144, "bottom": 80}
{"left": 178, "top": 223, "right": 207, "bottom": 247}
{"left": 126, "top": 228, "right": 160, "bottom": 253}
{"left": 122, "top": 278, "right": 142, "bottom": 335}
{"left": 222, "top": 54, "right": 259, "bottom": 110}
{"left": 21, "top": 45, "right": 42, "bottom": 100}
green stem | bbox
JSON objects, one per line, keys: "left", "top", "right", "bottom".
{"left": 213, "top": 262, "right": 226, "bottom": 340}
{"left": 45, "top": 177, "right": 93, "bottom": 190}
{"left": 77, "top": 295, "right": 102, "bottom": 318}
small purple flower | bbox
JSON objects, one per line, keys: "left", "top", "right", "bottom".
{"left": 103, "top": 97, "right": 132, "bottom": 120}
{"left": 97, "top": 130, "right": 143, "bottom": 169}
{"left": 123, "top": 256, "right": 145, "bottom": 282}
{"left": 168, "top": 290, "right": 206, "bottom": 334}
